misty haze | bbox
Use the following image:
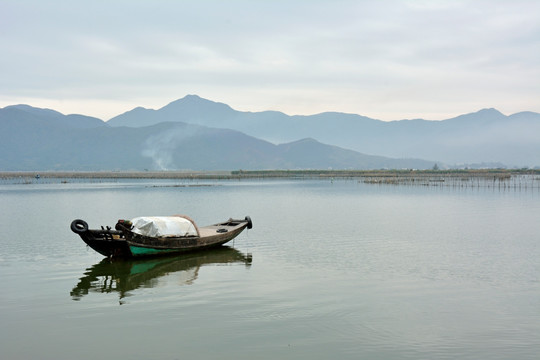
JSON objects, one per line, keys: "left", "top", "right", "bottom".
{"left": 2, "top": 95, "right": 540, "bottom": 171}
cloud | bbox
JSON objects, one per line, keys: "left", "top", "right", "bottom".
{"left": 1, "top": 0, "right": 539, "bottom": 121}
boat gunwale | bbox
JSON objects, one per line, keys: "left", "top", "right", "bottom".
{"left": 123, "top": 221, "right": 249, "bottom": 250}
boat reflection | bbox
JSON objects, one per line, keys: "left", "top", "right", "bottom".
{"left": 71, "top": 246, "right": 252, "bottom": 303}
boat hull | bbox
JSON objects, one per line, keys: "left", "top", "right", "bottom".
{"left": 71, "top": 217, "right": 252, "bottom": 258}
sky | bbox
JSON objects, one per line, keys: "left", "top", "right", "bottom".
{"left": 1, "top": 0, "right": 539, "bottom": 121}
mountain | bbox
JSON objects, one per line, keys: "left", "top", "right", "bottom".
{"left": 108, "top": 96, "right": 540, "bottom": 167}
{"left": 108, "top": 96, "right": 238, "bottom": 128}
{"left": 3, "top": 104, "right": 106, "bottom": 129}
{"left": 0, "top": 105, "right": 434, "bottom": 171}
{"left": 275, "top": 138, "right": 430, "bottom": 170}
{"left": 3, "top": 97, "right": 539, "bottom": 169}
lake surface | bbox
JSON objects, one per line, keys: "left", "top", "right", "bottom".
{"left": 1, "top": 177, "right": 539, "bottom": 359}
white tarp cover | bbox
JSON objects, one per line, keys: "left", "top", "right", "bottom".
{"left": 130, "top": 216, "right": 198, "bottom": 237}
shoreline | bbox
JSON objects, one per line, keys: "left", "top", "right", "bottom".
{"left": 1, "top": 169, "right": 539, "bottom": 180}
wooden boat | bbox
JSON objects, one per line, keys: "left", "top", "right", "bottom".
{"left": 70, "top": 215, "right": 252, "bottom": 258}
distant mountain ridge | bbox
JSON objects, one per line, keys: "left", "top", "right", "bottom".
{"left": 1, "top": 96, "right": 539, "bottom": 170}
{"left": 107, "top": 95, "right": 540, "bottom": 167}
{"left": 109, "top": 96, "right": 239, "bottom": 128}
{"left": 0, "top": 104, "right": 434, "bottom": 171}
{"left": 4, "top": 104, "right": 105, "bottom": 129}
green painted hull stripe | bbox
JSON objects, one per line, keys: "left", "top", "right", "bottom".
{"left": 129, "top": 245, "right": 180, "bottom": 256}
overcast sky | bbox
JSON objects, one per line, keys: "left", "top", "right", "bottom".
{"left": 1, "top": 0, "right": 539, "bottom": 121}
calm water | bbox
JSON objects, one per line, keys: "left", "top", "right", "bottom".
{"left": 1, "top": 178, "right": 539, "bottom": 359}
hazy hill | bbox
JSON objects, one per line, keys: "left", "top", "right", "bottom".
{"left": 3, "top": 104, "right": 106, "bottom": 129}
{"left": 108, "top": 96, "right": 239, "bottom": 128}
{"left": 0, "top": 106, "right": 434, "bottom": 171}
{"left": 108, "top": 95, "right": 540, "bottom": 167}
{"left": 3, "top": 96, "right": 539, "bottom": 170}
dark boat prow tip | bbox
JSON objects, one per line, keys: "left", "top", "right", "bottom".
{"left": 70, "top": 215, "right": 253, "bottom": 259}
{"left": 245, "top": 216, "right": 253, "bottom": 229}
{"left": 71, "top": 219, "right": 89, "bottom": 234}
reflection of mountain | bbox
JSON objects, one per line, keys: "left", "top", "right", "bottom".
{"left": 71, "top": 247, "right": 252, "bottom": 304}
